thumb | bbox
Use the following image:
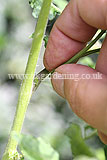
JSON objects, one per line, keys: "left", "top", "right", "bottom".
{"left": 52, "top": 64, "right": 107, "bottom": 140}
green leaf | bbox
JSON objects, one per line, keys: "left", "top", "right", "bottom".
{"left": 43, "top": 35, "right": 49, "bottom": 48}
{"left": 95, "top": 148, "right": 105, "bottom": 160}
{"left": 18, "top": 135, "right": 59, "bottom": 160}
{"left": 73, "top": 155, "right": 98, "bottom": 160}
{"left": 29, "top": 0, "right": 61, "bottom": 20}
{"left": 53, "top": 0, "right": 67, "bottom": 10}
{"left": 29, "top": 0, "right": 43, "bottom": 19}
{"left": 65, "top": 124, "right": 95, "bottom": 158}
{"left": 104, "top": 145, "right": 107, "bottom": 159}
{"left": 79, "top": 56, "right": 95, "bottom": 69}
{"left": 48, "top": 5, "right": 60, "bottom": 20}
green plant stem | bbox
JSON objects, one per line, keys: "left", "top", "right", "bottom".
{"left": 2, "top": 0, "right": 52, "bottom": 159}
{"left": 83, "top": 48, "right": 100, "bottom": 57}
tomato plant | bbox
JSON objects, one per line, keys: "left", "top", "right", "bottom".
{"left": 2, "top": 0, "right": 106, "bottom": 160}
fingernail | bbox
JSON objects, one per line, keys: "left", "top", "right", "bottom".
{"left": 51, "top": 72, "right": 65, "bottom": 98}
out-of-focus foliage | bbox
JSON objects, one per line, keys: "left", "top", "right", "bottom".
{"left": 104, "top": 145, "right": 107, "bottom": 159}
{"left": 29, "top": 0, "right": 61, "bottom": 20}
{"left": 53, "top": 0, "right": 67, "bottom": 10}
{"left": 29, "top": 0, "right": 42, "bottom": 19}
{"left": 79, "top": 56, "right": 96, "bottom": 69}
{"left": 43, "top": 35, "right": 48, "bottom": 48}
{"left": 73, "top": 155, "right": 98, "bottom": 160}
{"left": 65, "top": 124, "right": 95, "bottom": 158}
{"left": 17, "top": 134, "right": 59, "bottom": 160}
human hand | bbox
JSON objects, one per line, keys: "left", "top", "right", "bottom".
{"left": 43, "top": 0, "right": 107, "bottom": 144}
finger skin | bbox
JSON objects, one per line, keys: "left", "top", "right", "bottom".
{"left": 44, "top": 25, "right": 86, "bottom": 71}
{"left": 52, "top": 64, "right": 107, "bottom": 144}
{"left": 96, "top": 36, "right": 107, "bottom": 75}
{"left": 98, "top": 131, "right": 107, "bottom": 144}
{"left": 77, "top": 0, "right": 107, "bottom": 30}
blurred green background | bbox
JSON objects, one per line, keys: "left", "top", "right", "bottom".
{"left": 0, "top": 0, "right": 106, "bottom": 159}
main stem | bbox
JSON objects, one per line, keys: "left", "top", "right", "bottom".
{"left": 2, "top": 0, "right": 52, "bottom": 159}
